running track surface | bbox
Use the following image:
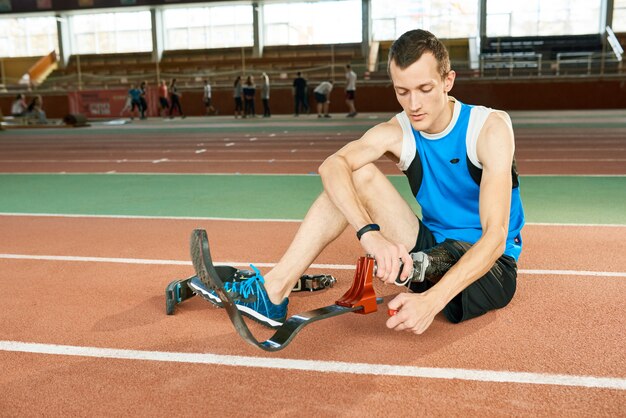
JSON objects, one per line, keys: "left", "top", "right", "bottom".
{"left": 0, "top": 111, "right": 625, "bottom": 416}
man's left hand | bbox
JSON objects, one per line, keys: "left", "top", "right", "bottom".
{"left": 385, "top": 292, "right": 442, "bottom": 334}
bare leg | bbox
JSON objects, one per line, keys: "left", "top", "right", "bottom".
{"left": 351, "top": 164, "right": 420, "bottom": 249}
{"left": 264, "top": 192, "right": 347, "bottom": 301}
{"left": 264, "top": 163, "right": 420, "bottom": 304}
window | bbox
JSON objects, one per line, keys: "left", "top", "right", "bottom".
{"left": 486, "top": 0, "right": 602, "bottom": 37}
{"left": 263, "top": 1, "right": 361, "bottom": 46}
{"left": 0, "top": 15, "right": 58, "bottom": 57}
{"left": 371, "top": 0, "right": 478, "bottom": 40}
{"left": 162, "top": 4, "right": 253, "bottom": 50}
{"left": 613, "top": 0, "right": 626, "bottom": 32}
{"left": 70, "top": 10, "right": 152, "bottom": 54}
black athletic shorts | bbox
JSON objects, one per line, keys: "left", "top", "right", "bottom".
{"left": 314, "top": 92, "right": 327, "bottom": 103}
{"left": 410, "top": 219, "right": 517, "bottom": 324}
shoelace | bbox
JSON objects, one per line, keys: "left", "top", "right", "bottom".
{"left": 224, "top": 264, "right": 265, "bottom": 299}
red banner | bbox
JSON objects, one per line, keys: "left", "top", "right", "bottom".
{"left": 69, "top": 90, "right": 126, "bottom": 118}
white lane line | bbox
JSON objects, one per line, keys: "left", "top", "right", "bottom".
{"left": 522, "top": 158, "right": 626, "bottom": 162}
{"left": 520, "top": 174, "right": 626, "bottom": 178}
{"left": 0, "top": 158, "right": 331, "bottom": 163}
{"left": 0, "top": 253, "right": 189, "bottom": 266}
{"left": 0, "top": 254, "right": 625, "bottom": 277}
{"left": 525, "top": 222, "right": 626, "bottom": 227}
{"left": 2, "top": 157, "right": 624, "bottom": 163}
{"left": 11, "top": 146, "right": 620, "bottom": 153}
{"left": 520, "top": 269, "right": 626, "bottom": 277}
{"left": 0, "top": 341, "right": 624, "bottom": 390}
{"left": 0, "top": 212, "right": 624, "bottom": 228}
{"left": 0, "top": 212, "right": 302, "bottom": 222}
{"left": 2, "top": 172, "right": 624, "bottom": 178}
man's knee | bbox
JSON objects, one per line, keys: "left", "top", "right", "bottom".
{"left": 351, "top": 163, "right": 382, "bottom": 190}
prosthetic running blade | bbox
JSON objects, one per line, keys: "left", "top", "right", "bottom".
{"left": 189, "top": 229, "right": 382, "bottom": 352}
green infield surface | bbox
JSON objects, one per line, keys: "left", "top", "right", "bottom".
{"left": 0, "top": 173, "right": 623, "bottom": 224}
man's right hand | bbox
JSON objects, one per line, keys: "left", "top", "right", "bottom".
{"left": 359, "top": 232, "right": 412, "bottom": 284}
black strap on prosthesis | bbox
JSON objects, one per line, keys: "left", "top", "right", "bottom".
{"left": 233, "top": 268, "right": 337, "bottom": 293}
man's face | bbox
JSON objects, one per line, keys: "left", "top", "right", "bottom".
{"left": 390, "top": 53, "right": 455, "bottom": 133}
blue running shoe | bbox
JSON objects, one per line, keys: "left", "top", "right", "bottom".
{"left": 190, "top": 264, "right": 288, "bottom": 328}
{"left": 189, "top": 229, "right": 288, "bottom": 328}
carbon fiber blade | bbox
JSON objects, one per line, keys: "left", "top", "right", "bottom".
{"left": 190, "top": 229, "right": 382, "bottom": 352}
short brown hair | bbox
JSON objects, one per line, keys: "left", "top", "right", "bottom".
{"left": 387, "top": 29, "right": 450, "bottom": 79}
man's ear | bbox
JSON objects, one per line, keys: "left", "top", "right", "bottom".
{"left": 443, "top": 70, "right": 456, "bottom": 93}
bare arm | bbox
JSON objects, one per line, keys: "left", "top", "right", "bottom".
{"left": 387, "top": 111, "right": 515, "bottom": 333}
{"left": 318, "top": 120, "right": 413, "bottom": 281}
{"left": 433, "top": 111, "right": 514, "bottom": 299}
{"left": 318, "top": 122, "right": 401, "bottom": 229}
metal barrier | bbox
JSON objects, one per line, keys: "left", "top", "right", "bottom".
{"left": 480, "top": 52, "right": 542, "bottom": 77}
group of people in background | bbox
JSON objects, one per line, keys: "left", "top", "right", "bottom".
{"left": 8, "top": 64, "right": 357, "bottom": 124}
{"left": 233, "top": 73, "right": 271, "bottom": 119}
{"left": 10, "top": 93, "right": 47, "bottom": 124}
{"left": 123, "top": 81, "right": 148, "bottom": 120}
{"left": 119, "top": 63, "right": 358, "bottom": 121}
{"left": 231, "top": 64, "right": 357, "bottom": 120}
{"left": 292, "top": 64, "right": 358, "bottom": 119}
{"left": 122, "top": 79, "right": 187, "bottom": 120}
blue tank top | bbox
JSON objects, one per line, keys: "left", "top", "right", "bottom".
{"left": 399, "top": 100, "right": 525, "bottom": 261}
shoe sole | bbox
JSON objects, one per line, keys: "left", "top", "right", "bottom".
{"left": 189, "top": 229, "right": 284, "bottom": 329}
{"left": 189, "top": 265, "right": 254, "bottom": 306}
{"left": 188, "top": 277, "right": 283, "bottom": 329}
{"left": 188, "top": 276, "right": 223, "bottom": 307}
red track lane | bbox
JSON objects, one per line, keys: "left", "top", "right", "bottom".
{"left": 1, "top": 350, "right": 622, "bottom": 417}
{"left": 0, "top": 216, "right": 625, "bottom": 416}
{"left": 1, "top": 120, "right": 625, "bottom": 415}
{"left": 2, "top": 160, "right": 625, "bottom": 175}
{"left": 1, "top": 217, "right": 625, "bottom": 272}
{"left": 1, "top": 124, "right": 624, "bottom": 174}
{"left": 0, "top": 217, "right": 624, "bottom": 370}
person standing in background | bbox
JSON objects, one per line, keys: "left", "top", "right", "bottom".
{"left": 261, "top": 72, "right": 271, "bottom": 118}
{"left": 158, "top": 80, "right": 169, "bottom": 118}
{"left": 292, "top": 72, "right": 307, "bottom": 116}
{"left": 128, "top": 84, "right": 142, "bottom": 120}
{"left": 203, "top": 80, "right": 217, "bottom": 115}
{"left": 345, "top": 64, "right": 357, "bottom": 117}
{"left": 139, "top": 81, "right": 148, "bottom": 120}
{"left": 169, "top": 78, "right": 185, "bottom": 119}
{"left": 314, "top": 80, "right": 333, "bottom": 118}
{"left": 242, "top": 75, "right": 256, "bottom": 118}
{"left": 233, "top": 76, "right": 243, "bottom": 118}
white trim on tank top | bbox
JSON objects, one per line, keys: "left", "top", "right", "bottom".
{"left": 395, "top": 98, "right": 494, "bottom": 171}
